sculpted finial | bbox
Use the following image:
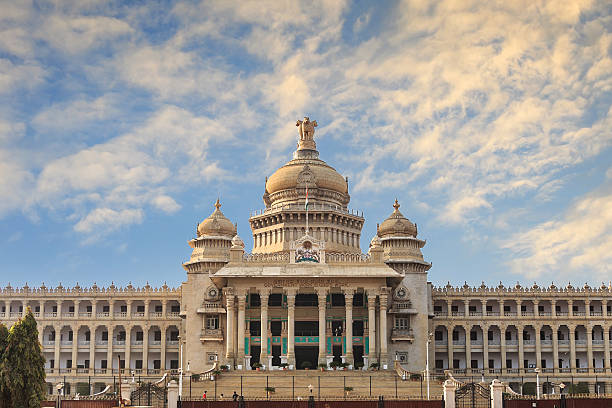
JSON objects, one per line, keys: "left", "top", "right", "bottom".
{"left": 393, "top": 199, "right": 400, "bottom": 211}
{"left": 296, "top": 117, "right": 317, "bottom": 141}
{"left": 214, "top": 198, "right": 221, "bottom": 210}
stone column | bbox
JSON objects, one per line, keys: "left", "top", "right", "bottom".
{"left": 464, "top": 300, "right": 470, "bottom": 317}
{"left": 317, "top": 288, "right": 327, "bottom": 364}
{"left": 447, "top": 324, "right": 454, "bottom": 370}
{"left": 71, "top": 325, "right": 78, "bottom": 374}
{"left": 286, "top": 289, "right": 296, "bottom": 367}
{"left": 109, "top": 299, "right": 115, "bottom": 318}
{"left": 89, "top": 325, "right": 95, "bottom": 374}
{"left": 533, "top": 300, "right": 540, "bottom": 317}
{"left": 368, "top": 292, "right": 377, "bottom": 364}
{"left": 490, "top": 379, "right": 505, "bottom": 408}
{"left": 259, "top": 290, "right": 270, "bottom": 366}
{"left": 465, "top": 325, "right": 472, "bottom": 373}
{"left": 587, "top": 326, "right": 593, "bottom": 373}
{"left": 237, "top": 292, "right": 246, "bottom": 367}
{"left": 344, "top": 290, "right": 354, "bottom": 365}
{"left": 604, "top": 325, "right": 611, "bottom": 372}
{"left": 447, "top": 300, "right": 452, "bottom": 317}
{"left": 552, "top": 326, "right": 559, "bottom": 372}
{"left": 501, "top": 324, "right": 507, "bottom": 372}
{"left": 551, "top": 299, "right": 556, "bottom": 317}
{"left": 107, "top": 326, "right": 113, "bottom": 373}
{"left": 126, "top": 300, "right": 133, "bottom": 319}
{"left": 143, "top": 325, "right": 149, "bottom": 374}
{"left": 535, "top": 326, "right": 542, "bottom": 369}
{"left": 518, "top": 325, "right": 525, "bottom": 374}
{"left": 379, "top": 290, "right": 388, "bottom": 367}
{"left": 125, "top": 326, "right": 132, "bottom": 372}
{"left": 54, "top": 324, "right": 61, "bottom": 374}
{"left": 143, "top": 300, "right": 149, "bottom": 319}
{"left": 568, "top": 299, "right": 573, "bottom": 317}
{"left": 569, "top": 325, "right": 576, "bottom": 372}
{"left": 91, "top": 300, "right": 97, "bottom": 319}
{"left": 225, "top": 289, "right": 235, "bottom": 363}
{"left": 161, "top": 325, "right": 167, "bottom": 370}
{"left": 483, "top": 325, "right": 489, "bottom": 371}
{"left": 167, "top": 380, "right": 178, "bottom": 408}
{"left": 162, "top": 300, "right": 168, "bottom": 318}
{"left": 74, "top": 300, "right": 80, "bottom": 318}
{"left": 499, "top": 300, "right": 505, "bottom": 316}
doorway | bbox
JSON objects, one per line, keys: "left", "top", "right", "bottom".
{"left": 295, "top": 346, "right": 318, "bottom": 370}
{"left": 250, "top": 346, "right": 260, "bottom": 368}
{"left": 353, "top": 345, "right": 364, "bottom": 368}
{"left": 332, "top": 345, "right": 342, "bottom": 364}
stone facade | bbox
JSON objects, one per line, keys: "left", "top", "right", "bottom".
{"left": 1, "top": 118, "right": 610, "bottom": 395}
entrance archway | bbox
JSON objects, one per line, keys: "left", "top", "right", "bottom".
{"left": 295, "top": 346, "right": 318, "bottom": 370}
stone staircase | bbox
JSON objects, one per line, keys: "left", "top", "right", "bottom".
{"left": 184, "top": 370, "right": 444, "bottom": 400}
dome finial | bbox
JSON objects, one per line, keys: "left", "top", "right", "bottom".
{"left": 393, "top": 198, "right": 400, "bottom": 211}
{"left": 296, "top": 117, "right": 318, "bottom": 151}
{"left": 214, "top": 198, "right": 221, "bottom": 210}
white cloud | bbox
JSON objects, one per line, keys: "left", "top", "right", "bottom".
{"left": 74, "top": 207, "right": 144, "bottom": 235}
{"left": 152, "top": 195, "right": 181, "bottom": 214}
{"left": 503, "top": 175, "right": 612, "bottom": 282}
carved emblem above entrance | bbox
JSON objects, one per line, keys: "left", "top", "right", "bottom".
{"left": 290, "top": 233, "right": 326, "bottom": 264}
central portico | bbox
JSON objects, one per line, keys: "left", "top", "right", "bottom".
{"left": 181, "top": 117, "right": 431, "bottom": 374}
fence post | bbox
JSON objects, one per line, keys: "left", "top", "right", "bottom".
{"left": 167, "top": 379, "right": 179, "bottom": 408}
{"left": 490, "top": 379, "right": 504, "bottom": 408}
{"left": 443, "top": 380, "right": 456, "bottom": 408}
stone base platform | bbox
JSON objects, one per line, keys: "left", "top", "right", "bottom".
{"left": 184, "top": 370, "right": 444, "bottom": 400}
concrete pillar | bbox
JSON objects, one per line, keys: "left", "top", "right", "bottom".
{"left": 286, "top": 290, "right": 296, "bottom": 367}
{"left": 120, "top": 381, "right": 133, "bottom": 406}
{"left": 570, "top": 325, "right": 576, "bottom": 372}
{"left": 568, "top": 299, "right": 573, "bottom": 317}
{"left": 448, "top": 325, "right": 454, "bottom": 370}
{"left": 490, "top": 379, "right": 504, "bottom": 408}
{"left": 91, "top": 300, "right": 97, "bottom": 319}
{"left": 71, "top": 325, "right": 78, "bottom": 374}
{"left": 161, "top": 325, "right": 167, "bottom": 370}
{"left": 552, "top": 326, "right": 559, "bottom": 371}
{"left": 143, "top": 325, "right": 149, "bottom": 374}
{"left": 89, "top": 325, "right": 95, "bottom": 375}
{"left": 587, "top": 327, "right": 593, "bottom": 373}
{"left": 126, "top": 300, "right": 132, "bottom": 318}
{"left": 107, "top": 326, "right": 113, "bottom": 373}
{"left": 604, "top": 325, "right": 611, "bottom": 372}
{"left": 535, "top": 326, "right": 542, "bottom": 370}
{"left": 464, "top": 300, "right": 470, "bottom": 317}
{"left": 368, "top": 293, "right": 377, "bottom": 364}
{"left": 443, "top": 379, "right": 456, "bottom": 408}
{"left": 167, "top": 380, "right": 178, "bottom": 408}
{"left": 237, "top": 293, "right": 246, "bottom": 367}
{"left": 345, "top": 290, "right": 354, "bottom": 365}
{"left": 54, "top": 324, "right": 60, "bottom": 374}
{"left": 225, "top": 290, "right": 235, "bottom": 363}
{"left": 109, "top": 299, "right": 115, "bottom": 318}
{"left": 379, "top": 291, "right": 388, "bottom": 367}
{"left": 501, "top": 325, "right": 507, "bottom": 371}
{"left": 551, "top": 299, "right": 556, "bottom": 317}
{"left": 518, "top": 325, "right": 525, "bottom": 373}
{"left": 125, "top": 327, "right": 131, "bottom": 371}
{"left": 317, "top": 288, "right": 327, "bottom": 364}
{"left": 259, "top": 290, "right": 270, "bottom": 366}
{"left": 162, "top": 300, "right": 168, "bottom": 318}
{"left": 483, "top": 325, "right": 489, "bottom": 371}
{"left": 465, "top": 325, "right": 472, "bottom": 373}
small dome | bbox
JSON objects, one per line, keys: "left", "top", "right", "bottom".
{"left": 378, "top": 199, "right": 417, "bottom": 238}
{"left": 197, "top": 199, "right": 237, "bottom": 237}
{"left": 231, "top": 234, "right": 245, "bottom": 248}
{"left": 369, "top": 235, "right": 381, "bottom": 248}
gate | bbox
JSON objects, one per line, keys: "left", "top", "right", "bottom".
{"left": 455, "top": 383, "right": 490, "bottom": 408}
{"left": 130, "top": 382, "right": 167, "bottom": 408}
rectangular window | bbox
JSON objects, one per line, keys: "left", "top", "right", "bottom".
{"left": 35, "top": 306, "right": 40, "bottom": 313}
{"left": 452, "top": 331, "right": 459, "bottom": 341}
{"left": 489, "top": 359, "right": 495, "bottom": 368}
{"left": 50, "top": 359, "right": 54, "bottom": 368}
{"left": 86, "top": 305, "right": 92, "bottom": 312}
{"left": 435, "top": 331, "right": 443, "bottom": 341}
{"left": 271, "top": 321, "right": 282, "bottom": 336}
{"left": 504, "top": 306, "right": 510, "bottom": 312}
{"left": 486, "top": 305, "right": 492, "bottom": 312}
{"left": 66, "top": 360, "right": 72, "bottom": 369}
{"left": 118, "top": 331, "right": 126, "bottom": 341}
{"left": 541, "top": 360, "right": 547, "bottom": 368}
{"left": 524, "top": 360, "right": 529, "bottom": 369}
{"left": 170, "top": 331, "right": 179, "bottom": 341}
{"left": 331, "top": 293, "right": 345, "bottom": 307}
{"left": 433, "top": 305, "right": 442, "bottom": 312}
{"left": 506, "top": 360, "right": 512, "bottom": 369}
{"left": 120, "top": 305, "right": 127, "bottom": 313}
{"left": 136, "top": 331, "right": 143, "bottom": 341}
{"left": 206, "top": 316, "right": 219, "bottom": 330}
{"left": 521, "top": 305, "right": 526, "bottom": 312}
{"left": 137, "top": 305, "right": 145, "bottom": 313}
{"left": 69, "top": 306, "right": 74, "bottom": 313}
{"left": 171, "top": 305, "right": 180, "bottom": 313}
{"left": 153, "top": 360, "right": 161, "bottom": 369}
{"left": 352, "top": 320, "right": 364, "bottom": 336}
{"left": 523, "top": 332, "right": 530, "bottom": 341}
{"left": 469, "top": 305, "right": 476, "bottom": 312}
{"left": 170, "top": 360, "right": 179, "bottom": 369}
{"left": 453, "top": 359, "right": 460, "bottom": 369}
{"left": 154, "top": 331, "right": 161, "bottom": 341}
{"left": 119, "top": 359, "right": 125, "bottom": 369}
{"left": 249, "top": 320, "right": 261, "bottom": 336}
{"left": 394, "top": 317, "right": 409, "bottom": 330}
{"left": 85, "top": 331, "right": 90, "bottom": 341}
{"left": 488, "top": 331, "right": 493, "bottom": 341}
{"left": 352, "top": 293, "right": 364, "bottom": 307}
{"left": 103, "top": 305, "right": 109, "bottom": 313}
{"left": 101, "top": 360, "right": 107, "bottom": 369}
{"left": 451, "top": 305, "right": 458, "bottom": 312}
{"left": 538, "top": 305, "right": 544, "bottom": 312}
{"left": 435, "top": 360, "right": 444, "bottom": 369}
{"left": 471, "top": 360, "right": 478, "bottom": 369}
{"left": 84, "top": 360, "right": 89, "bottom": 369}
{"left": 470, "top": 331, "right": 477, "bottom": 341}
{"left": 53, "top": 305, "right": 57, "bottom": 313}
{"left": 135, "top": 360, "right": 143, "bottom": 370}
{"left": 155, "top": 305, "right": 162, "bottom": 312}
{"left": 576, "top": 359, "right": 580, "bottom": 368}
{"left": 102, "top": 331, "right": 108, "bottom": 341}
{"left": 505, "top": 332, "right": 512, "bottom": 341}
{"left": 268, "top": 294, "right": 283, "bottom": 307}
{"left": 68, "top": 331, "right": 73, "bottom": 341}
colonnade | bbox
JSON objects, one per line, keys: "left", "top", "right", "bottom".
{"left": 223, "top": 287, "right": 389, "bottom": 369}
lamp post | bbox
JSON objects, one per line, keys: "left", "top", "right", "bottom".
{"left": 426, "top": 332, "right": 433, "bottom": 400}
{"left": 534, "top": 367, "right": 540, "bottom": 399}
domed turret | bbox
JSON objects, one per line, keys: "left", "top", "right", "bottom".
{"left": 378, "top": 199, "right": 417, "bottom": 238}
{"left": 197, "top": 199, "right": 237, "bottom": 238}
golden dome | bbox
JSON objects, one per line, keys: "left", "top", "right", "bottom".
{"left": 266, "top": 159, "right": 348, "bottom": 195}
{"left": 378, "top": 199, "right": 417, "bottom": 238}
{"left": 197, "top": 199, "right": 236, "bottom": 237}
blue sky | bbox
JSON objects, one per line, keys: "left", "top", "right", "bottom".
{"left": 0, "top": 0, "right": 611, "bottom": 289}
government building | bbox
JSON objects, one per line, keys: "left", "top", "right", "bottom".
{"left": 1, "top": 118, "right": 610, "bottom": 395}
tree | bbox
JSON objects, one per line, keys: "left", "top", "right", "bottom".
{"left": 0, "top": 323, "right": 10, "bottom": 408}
{"left": 0, "top": 308, "right": 46, "bottom": 408}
